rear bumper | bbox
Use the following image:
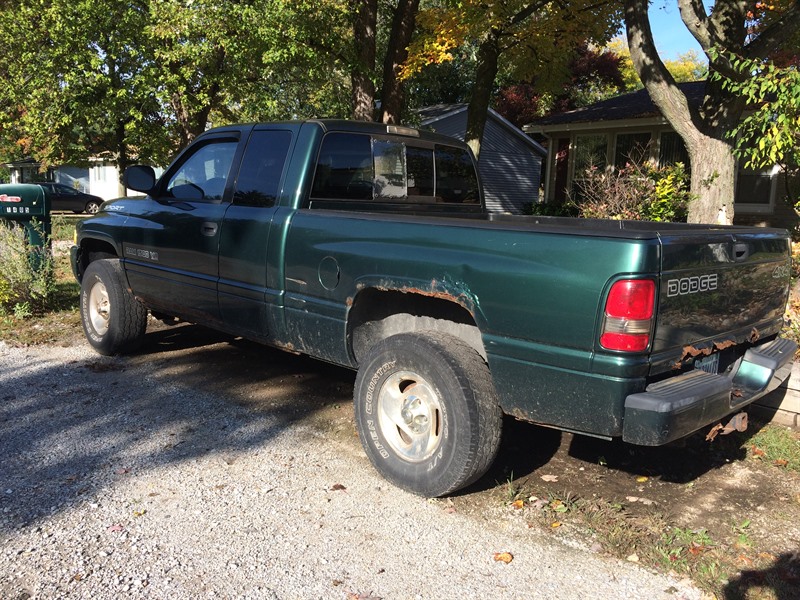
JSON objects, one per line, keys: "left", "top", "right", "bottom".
{"left": 623, "top": 336, "right": 796, "bottom": 445}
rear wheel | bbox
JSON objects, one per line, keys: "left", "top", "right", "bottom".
{"left": 85, "top": 200, "right": 102, "bottom": 214}
{"left": 354, "top": 331, "right": 502, "bottom": 497}
{"left": 80, "top": 259, "right": 147, "bottom": 355}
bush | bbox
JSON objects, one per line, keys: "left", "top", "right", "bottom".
{"left": 0, "top": 220, "right": 55, "bottom": 315}
{"left": 572, "top": 162, "right": 693, "bottom": 222}
{"left": 524, "top": 201, "right": 579, "bottom": 217}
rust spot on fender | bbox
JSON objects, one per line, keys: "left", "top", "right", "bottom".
{"left": 366, "top": 278, "right": 477, "bottom": 316}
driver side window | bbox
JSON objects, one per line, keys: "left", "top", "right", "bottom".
{"left": 166, "top": 140, "right": 238, "bottom": 201}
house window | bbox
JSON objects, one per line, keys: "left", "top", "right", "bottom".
{"left": 571, "top": 134, "right": 607, "bottom": 199}
{"left": 614, "top": 133, "right": 651, "bottom": 168}
{"left": 735, "top": 166, "right": 778, "bottom": 211}
{"left": 573, "top": 134, "right": 607, "bottom": 176}
{"left": 658, "top": 132, "right": 690, "bottom": 169}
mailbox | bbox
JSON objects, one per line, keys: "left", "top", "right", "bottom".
{"left": 0, "top": 183, "right": 52, "bottom": 267}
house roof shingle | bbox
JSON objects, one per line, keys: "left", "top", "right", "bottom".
{"left": 527, "top": 81, "right": 706, "bottom": 128}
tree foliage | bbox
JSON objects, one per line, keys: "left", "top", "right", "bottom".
{"left": 624, "top": 0, "right": 800, "bottom": 224}
{"left": 714, "top": 54, "right": 800, "bottom": 171}
{"left": 605, "top": 38, "right": 708, "bottom": 91}
{"left": 406, "top": 0, "right": 624, "bottom": 157}
{"left": 494, "top": 44, "right": 627, "bottom": 127}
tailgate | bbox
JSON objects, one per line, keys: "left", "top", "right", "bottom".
{"left": 651, "top": 230, "right": 791, "bottom": 374}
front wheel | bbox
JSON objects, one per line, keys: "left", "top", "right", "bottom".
{"left": 354, "top": 331, "right": 502, "bottom": 497}
{"left": 80, "top": 259, "right": 147, "bottom": 355}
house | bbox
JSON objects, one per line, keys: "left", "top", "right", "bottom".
{"left": 2, "top": 158, "right": 126, "bottom": 201}
{"left": 525, "top": 81, "right": 796, "bottom": 228}
{"left": 419, "top": 104, "right": 547, "bottom": 214}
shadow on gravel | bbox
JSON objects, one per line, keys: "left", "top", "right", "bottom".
{"left": 0, "top": 323, "right": 354, "bottom": 532}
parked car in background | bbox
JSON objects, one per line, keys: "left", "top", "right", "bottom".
{"left": 39, "top": 182, "right": 104, "bottom": 214}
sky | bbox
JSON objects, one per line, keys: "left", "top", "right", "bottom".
{"left": 647, "top": 2, "right": 705, "bottom": 60}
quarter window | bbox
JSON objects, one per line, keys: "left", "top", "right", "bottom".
{"left": 233, "top": 130, "right": 292, "bottom": 207}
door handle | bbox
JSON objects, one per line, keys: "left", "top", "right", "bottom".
{"left": 202, "top": 222, "right": 218, "bottom": 237}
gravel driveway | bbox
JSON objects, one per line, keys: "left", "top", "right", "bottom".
{"left": 0, "top": 334, "right": 701, "bottom": 599}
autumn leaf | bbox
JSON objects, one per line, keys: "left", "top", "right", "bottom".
{"left": 636, "top": 476, "right": 648, "bottom": 483}
{"left": 540, "top": 474, "right": 559, "bottom": 482}
{"left": 493, "top": 552, "right": 514, "bottom": 564}
{"left": 752, "top": 446, "right": 766, "bottom": 457}
{"left": 511, "top": 499, "right": 524, "bottom": 510}
{"left": 774, "top": 459, "right": 789, "bottom": 467}
{"left": 551, "top": 521, "right": 562, "bottom": 528}
{"left": 688, "top": 544, "right": 706, "bottom": 556}
{"left": 331, "top": 484, "right": 347, "bottom": 491}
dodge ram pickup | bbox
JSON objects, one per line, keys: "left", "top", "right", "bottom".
{"left": 71, "top": 119, "right": 796, "bottom": 497}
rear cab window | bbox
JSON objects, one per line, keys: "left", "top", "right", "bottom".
{"left": 310, "top": 132, "right": 480, "bottom": 211}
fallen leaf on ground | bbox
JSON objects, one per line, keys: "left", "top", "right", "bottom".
{"left": 627, "top": 553, "right": 639, "bottom": 563}
{"left": 540, "top": 474, "right": 558, "bottom": 482}
{"left": 752, "top": 445, "right": 766, "bottom": 457}
{"left": 115, "top": 468, "right": 129, "bottom": 475}
{"left": 493, "top": 552, "right": 514, "bottom": 564}
{"left": 107, "top": 524, "right": 124, "bottom": 532}
{"left": 688, "top": 544, "right": 706, "bottom": 556}
{"left": 551, "top": 521, "right": 562, "bottom": 528}
{"left": 774, "top": 459, "right": 789, "bottom": 467}
{"left": 636, "top": 476, "right": 648, "bottom": 483}
{"left": 511, "top": 499, "right": 524, "bottom": 509}
{"left": 331, "top": 484, "right": 347, "bottom": 491}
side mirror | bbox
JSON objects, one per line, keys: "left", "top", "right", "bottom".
{"left": 123, "top": 165, "right": 156, "bottom": 194}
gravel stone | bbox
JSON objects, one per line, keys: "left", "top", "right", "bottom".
{"left": 0, "top": 340, "right": 702, "bottom": 599}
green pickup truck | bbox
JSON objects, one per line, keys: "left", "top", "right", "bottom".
{"left": 71, "top": 120, "right": 796, "bottom": 497}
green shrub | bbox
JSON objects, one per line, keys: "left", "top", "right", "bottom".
{"left": 572, "top": 162, "right": 693, "bottom": 222}
{"left": 0, "top": 220, "right": 55, "bottom": 315}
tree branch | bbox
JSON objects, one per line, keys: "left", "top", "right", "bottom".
{"left": 625, "top": 0, "right": 698, "bottom": 139}
{"left": 677, "top": 0, "right": 712, "bottom": 49}
{"left": 745, "top": 0, "right": 800, "bottom": 59}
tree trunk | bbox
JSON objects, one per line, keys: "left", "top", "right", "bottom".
{"left": 625, "top": 0, "right": 740, "bottom": 224}
{"left": 380, "top": 0, "right": 420, "bottom": 124}
{"left": 465, "top": 33, "right": 499, "bottom": 159}
{"left": 351, "top": 0, "right": 377, "bottom": 121}
{"left": 687, "top": 136, "right": 737, "bottom": 224}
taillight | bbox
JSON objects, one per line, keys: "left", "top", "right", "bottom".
{"left": 600, "top": 279, "right": 656, "bottom": 352}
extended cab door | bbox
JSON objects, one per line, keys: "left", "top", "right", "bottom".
{"left": 217, "top": 125, "right": 296, "bottom": 337}
{"left": 122, "top": 131, "right": 243, "bottom": 323}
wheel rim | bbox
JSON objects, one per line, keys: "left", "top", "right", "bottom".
{"left": 377, "top": 370, "right": 443, "bottom": 462}
{"left": 86, "top": 202, "right": 100, "bottom": 214}
{"left": 87, "top": 279, "right": 110, "bottom": 335}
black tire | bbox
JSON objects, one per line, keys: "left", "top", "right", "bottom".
{"left": 354, "top": 331, "right": 502, "bottom": 497}
{"left": 80, "top": 259, "right": 147, "bottom": 355}
{"left": 85, "top": 200, "right": 102, "bottom": 214}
